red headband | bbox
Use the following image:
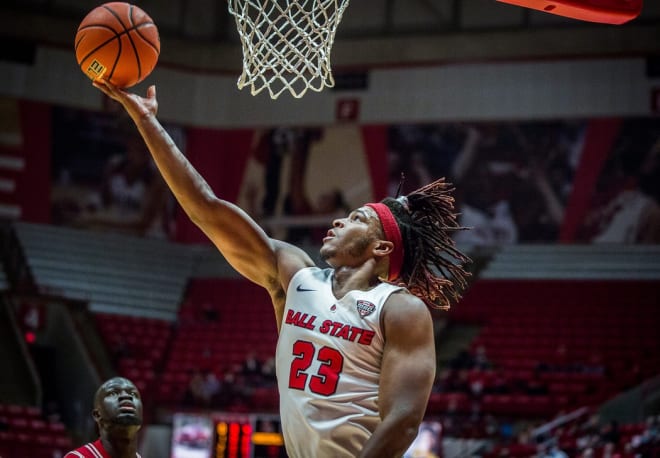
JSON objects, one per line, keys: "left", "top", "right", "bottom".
{"left": 365, "top": 203, "right": 404, "bottom": 282}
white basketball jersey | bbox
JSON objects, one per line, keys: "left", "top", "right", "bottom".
{"left": 276, "top": 267, "right": 405, "bottom": 458}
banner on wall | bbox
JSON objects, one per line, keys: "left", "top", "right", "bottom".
{"left": 387, "top": 121, "right": 587, "bottom": 244}
{"left": 574, "top": 118, "right": 660, "bottom": 244}
{"left": 387, "top": 119, "right": 660, "bottom": 245}
{"left": 50, "top": 106, "right": 182, "bottom": 239}
{"left": 236, "top": 125, "right": 380, "bottom": 245}
{"left": 46, "top": 102, "right": 660, "bottom": 245}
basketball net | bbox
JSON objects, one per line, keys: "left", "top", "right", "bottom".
{"left": 228, "top": 0, "right": 351, "bottom": 99}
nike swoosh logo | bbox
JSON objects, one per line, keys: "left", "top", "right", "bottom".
{"left": 296, "top": 285, "right": 316, "bottom": 292}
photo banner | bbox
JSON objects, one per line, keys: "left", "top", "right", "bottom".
{"left": 36, "top": 100, "right": 660, "bottom": 246}
{"left": 50, "top": 106, "right": 182, "bottom": 240}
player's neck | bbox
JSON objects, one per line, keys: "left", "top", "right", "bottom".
{"left": 101, "top": 433, "right": 139, "bottom": 458}
{"left": 332, "top": 261, "right": 382, "bottom": 297}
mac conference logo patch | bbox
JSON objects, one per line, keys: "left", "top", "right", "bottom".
{"left": 356, "top": 300, "right": 376, "bottom": 317}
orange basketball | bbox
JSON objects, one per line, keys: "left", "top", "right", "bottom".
{"left": 75, "top": 2, "right": 160, "bottom": 88}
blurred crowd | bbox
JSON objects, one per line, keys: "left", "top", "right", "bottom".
{"left": 182, "top": 351, "right": 276, "bottom": 411}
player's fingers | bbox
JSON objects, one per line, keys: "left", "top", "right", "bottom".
{"left": 93, "top": 77, "right": 114, "bottom": 92}
{"left": 147, "top": 85, "right": 156, "bottom": 100}
{"left": 92, "top": 79, "right": 113, "bottom": 97}
{"left": 94, "top": 79, "right": 130, "bottom": 104}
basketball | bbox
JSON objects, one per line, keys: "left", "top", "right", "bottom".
{"left": 74, "top": 2, "right": 160, "bottom": 88}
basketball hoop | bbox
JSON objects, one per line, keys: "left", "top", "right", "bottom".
{"left": 227, "top": 0, "right": 351, "bottom": 99}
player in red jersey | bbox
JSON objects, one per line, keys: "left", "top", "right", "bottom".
{"left": 65, "top": 377, "right": 142, "bottom": 458}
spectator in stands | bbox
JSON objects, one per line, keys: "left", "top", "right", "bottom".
{"left": 241, "top": 351, "right": 262, "bottom": 383}
{"left": 499, "top": 420, "right": 515, "bottom": 444}
{"left": 216, "top": 368, "right": 235, "bottom": 408}
{"left": 579, "top": 414, "right": 600, "bottom": 435}
{"left": 576, "top": 434, "right": 599, "bottom": 453}
{"left": 600, "top": 420, "right": 621, "bottom": 448}
{"left": 64, "top": 376, "right": 142, "bottom": 458}
{"left": 202, "top": 369, "right": 221, "bottom": 406}
{"left": 183, "top": 369, "right": 207, "bottom": 407}
{"left": 484, "top": 415, "right": 499, "bottom": 438}
{"left": 469, "top": 376, "right": 485, "bottom": 400}
{"left": 219, "top": 367, "right": 252, "bottom": 410}
{"left": 538, "top": 438, "right": 569, "bottom": 458}
{"left": 96, "top": 80, "right": 471, "bottom": 458}
{"left": 449, "top": 367, "right": 472, "bottom": 395}
{"left": 600, "top": 442, "right": 621, "bottom": 458}
{"left": 629, "top": 415, "right": 660, "bottom": 454}
{"left": 473, "top": 345, "right": 492, "bottom": 371}
{"left": 260, "top": 356, "right": 277, "bottom": 386}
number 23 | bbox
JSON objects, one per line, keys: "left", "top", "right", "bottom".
{"left": 288, "top": 340, "right": 344, "bottom": 396}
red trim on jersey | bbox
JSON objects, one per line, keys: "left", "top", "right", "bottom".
{"left": 65, "top": 439, "right": 141, "bottom": 458}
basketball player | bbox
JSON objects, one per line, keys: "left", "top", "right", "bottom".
{"left": 65, "top": 377, "right": 142, "bottom": 458}
{"left": 94, "top": 80, "right": 471, "bottom": 457}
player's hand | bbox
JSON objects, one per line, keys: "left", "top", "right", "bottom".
{"left": 92, "top": 78, "right": 158, "bottom": 120}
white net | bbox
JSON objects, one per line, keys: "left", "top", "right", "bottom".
{"left": 227, "top": 0, "right": 351, "bottom": 99}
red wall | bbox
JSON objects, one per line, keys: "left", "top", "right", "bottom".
{"left": 173, "top": 128, "right": 254, "bottom": 243}
{"left": 0, "top": 101, "right": 51, "bottom": 223}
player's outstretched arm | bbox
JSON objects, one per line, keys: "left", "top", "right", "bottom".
{"left": 92, "top": 80, "right": 314, "bottom": 293}
{"left": 359, "top": 293, "right": 436, "bottom": 458}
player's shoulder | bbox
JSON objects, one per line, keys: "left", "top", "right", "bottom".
{"left": 272, "top": 239, "right": 316, "bottom": 273}
{"left": 383, "top": 289, "right": 431, "bottom": 321}
{"left": 63, "top": 441, "right": 101, "bottom": 458}
{"left": 387, "top": 287, "right": 426, "bottom": 305}
{"left": 382, "top": 290, "right": 433, "bottom": 343}
{"left": 272, "top": 239, "right": 314, "bottom": 260}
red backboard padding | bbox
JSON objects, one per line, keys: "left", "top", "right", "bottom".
{"left": 496, "top": 0, "right": 643, "bottom": 24}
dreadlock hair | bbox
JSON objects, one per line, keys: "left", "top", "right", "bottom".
{"left": 380, "top": 178, "right": 471, "bottom": 311}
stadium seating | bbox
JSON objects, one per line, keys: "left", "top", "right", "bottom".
{"left": 13, "top": 221, "right": 194, "bottom": 320}
{"left": 95, "top": 312, "right": 172, "bottom": 404}
{"left": 157, "top": 278, "right": 278, "bottom": 408}
{"left": 0, "top": 403, "right": 72, "bottom": 458}
{"left": 6, "top": 219, "right": 659, "bottom": 455}
{"left": 429, "top": 279, "right": 660, "bottom": 423}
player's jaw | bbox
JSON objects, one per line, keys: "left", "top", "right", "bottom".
{"left": 105, "top": 397, "right": 142, "bottom": 424}
{"left": 320, "top": 230, "right": 374, "bottom": 267}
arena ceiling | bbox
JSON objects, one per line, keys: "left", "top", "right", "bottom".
{"left": 1, "top": 0, "right": 659, "bottom": 72}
